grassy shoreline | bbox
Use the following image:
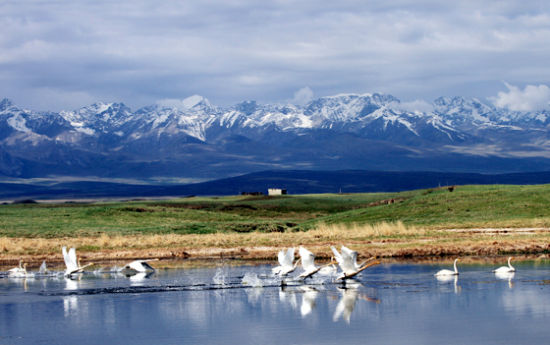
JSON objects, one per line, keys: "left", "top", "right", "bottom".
{"left": 1, "top": 223, "right": 549, "bottom": 267}
{"left": 2, "top": 184, "right": 550, "bottom": 265}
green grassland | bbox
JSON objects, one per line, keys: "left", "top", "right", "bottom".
{"left": 2, "top": 184, "right": 550, "bottom": 238}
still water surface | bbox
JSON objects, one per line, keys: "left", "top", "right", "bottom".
{"left": 1, "top": 261, "right": 550, "bottom": 344}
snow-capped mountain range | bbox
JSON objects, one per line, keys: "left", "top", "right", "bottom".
{"left": 1, "top": 93, "right": 550, "bottom": 180}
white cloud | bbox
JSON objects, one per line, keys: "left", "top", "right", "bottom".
{"left": 394, "top": 99, "right": 434, "bottom": 113}
{"left": 292, "top": 87, "right": 314, "bottom": 105}
{"left": 1, "top": 1, "right": 550, "bottom": 110}
{"left": 156, "top": 95, "right": 207, "bottom": 109}
{"left": 492, "top": 83, "right": 550, "bottom": 111}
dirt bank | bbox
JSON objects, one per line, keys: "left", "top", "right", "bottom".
{"left": 1, "top": 227, "right": 549, "bottom": 268}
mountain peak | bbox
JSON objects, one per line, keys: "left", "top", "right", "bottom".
{"left": 0, "top": 98, "right": 14, "bottom": 111}
{"left": 235, "top": 100, "right": 258, "bottom": 115}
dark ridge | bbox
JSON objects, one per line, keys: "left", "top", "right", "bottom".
{"left": 2, "top": 170, "right": 550, "bottom": 200}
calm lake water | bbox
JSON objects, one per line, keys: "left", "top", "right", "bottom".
{"left": 1, "top": 260, "right": 550, "bottom": 345}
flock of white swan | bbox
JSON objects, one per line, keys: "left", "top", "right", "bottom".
{"left": 6, "top": 246, "right": 157, "bottom": 278}
{"left": 4, "top": 245, "right": 517, "bottom": 283}
{"left": 272, "top": 246, "right": 380, "bottom": 281}
{"left": 273, "top": 247, "right": 516, "bottom": 282}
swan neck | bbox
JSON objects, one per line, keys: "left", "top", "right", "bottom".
{"left": 508, "top": 258, "right": 514, "bottom": 270}
{"left": 453, "top": 259, "right": 458, "bottom": 273}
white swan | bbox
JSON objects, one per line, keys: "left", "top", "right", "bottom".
{"left": 62, "top": 246, "right": 93, "bottom": 276}
{"left": 493, "top": 257, "right": 515, "bottom": 273}
{"left": 122, "top": 259, "right": 158, "bottom": 273}
{"left": 435, "top": 258, "right": 459, "bottom": 276}
{"left": 495, "top": 271, "right": 515, "bottom": 289}
{"left": 331, "top": 245, "right": 378, "bottom": 280}
{"left": 8, "top": 260, "right": 28, "bottom": 278}
{"left": 39, "top": 260, "right": 48, "bottom": 274}
{"left": 331, "top": 246, "right": 360, "bottom": 275}
{"left": 272, "top": 248, "right": 299, "bottom": 276}
{"left": 297, "top": 246, "right": 321, "bottom": 279}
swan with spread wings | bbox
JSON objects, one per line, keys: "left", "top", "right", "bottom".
{"left": 62, "top": 246, "right": 93, "bottom": 277}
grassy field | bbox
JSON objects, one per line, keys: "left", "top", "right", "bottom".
{"left": 1, "top": 184, "right": 550, "bottom": 262}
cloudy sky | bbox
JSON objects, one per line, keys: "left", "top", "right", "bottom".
{"left": 1, "top": 0, "right": 550, "bottom": 111}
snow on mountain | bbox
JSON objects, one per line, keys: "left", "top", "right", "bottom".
{"left": 128, "top": 104, "right": 213, "bottom": 141}
{"left": 2, "top": 93, "right": 550, "bottom": 179}
{"left": 3, "top": 93, "right": 549, "bottom": 142}
{"left": 59, "top": 102, "right": 133, "bottom": 135}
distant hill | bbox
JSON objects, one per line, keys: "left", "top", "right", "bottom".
{"left": 3, "top": 170, "right": 550, "bottom": 201}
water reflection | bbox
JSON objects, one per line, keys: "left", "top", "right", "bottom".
{"left": 2, "top": 261, "right": 550, "bottom": 345}
{"left": 299, "top": 286, "right": 318, "bottom": 317}
{"left": 279, "top": 286, "right": 298, "bottom": 310}
{"left": 129, "top": 272, "right": 154, "bottom": 285}
{"left": 65, "top": 277, "right": 80, "bottom": 290}
{"left": 495, "top": 271, "right": 515, "bottom": 289}
{"left": 436, "top": 275, "right": 460, "bottom": 294}
{"left": 333, "top": 286, "right": 359, "bottom": 323}
{"left": 332, "top": 281, "right": 380, "bottom": 323}
{"left": 63, "top": 295, "right": 79, "bottom": 317}
{"left": 246, "top": 287, "right": 264, "bottom": 305}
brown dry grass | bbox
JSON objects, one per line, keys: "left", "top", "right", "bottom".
{"left": 1, "top": 221, "right": 549, "bottom": 267}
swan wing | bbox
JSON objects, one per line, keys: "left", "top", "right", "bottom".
{"left": 62, "top": 246, "right": 70, "bottom": 267}
{"left": 299, "top": 247, "right": 316, "bottom": 271}
{"left": 283, "top": 247, "right": 295, "bottom": 267}
{"left": 277, "top": 249, "right": 286, "bottom": 266}
{"left": 68, "top": 248, "right": 78, "bottom": 269}
{"left": 339, "top": 246, "right": 357, "bottom": 273}
{"left": 331, "top": 246, "right": 343, "bottom": 265}
{"left": 341, "top": 246, "right": 359, "bottom": 269}
{"left": 62, "top": 246, "right": 77, "bottom": 271}
{"left": 127, "top": 260, "right": 155, "bottom": 272}
{"left": 39, "top": 260, "right": 47, "bottom": 274}
{"left": 140, "top": 261, "right": 155, "bottom": 271}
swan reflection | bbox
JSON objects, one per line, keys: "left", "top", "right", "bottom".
{"left": 333, "top": 286, "right": 359, "bottom": 323}
{"left": 246, "top": 287, "right": 264, "bottom": 304}
{"left": 129, "top": 272, "right": 154, "bottom": 285}
{"left": 495, "top": 271, "right": 515, "bottom": 289}
{"left": 436, "top": 274, "right": 460, "bottom": 293}
{"left": 63, "top": 295, "right": 79, "bottom": 317}
{"left": 64, "top": 277, "right": 80, "bottom": 291}
{"left": 9, "top": 276, "right": 33, "bottom": 291}
{"left": 279, "top": 286, "right": 298, "bottom": 310}
{"left": 299, "top": 286, "right": 318, "bottom": 317}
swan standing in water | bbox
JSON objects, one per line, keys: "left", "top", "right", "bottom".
{"left": 272, "top": 248, "right": 299, "bottom": 276}
{"left": 435, "top": 258, "right": 459, "bottom": 276}
{"left": 331, "top": 245, "right": 378, "bottom": 280}
{"left": 8, "top": 260, "right": 28, "bottom": 278}
{"left": 493, "top": 257, "right": 515, "bottom": 273}
{"left": 62, "top": 246, "right": 93, "bottom": 277}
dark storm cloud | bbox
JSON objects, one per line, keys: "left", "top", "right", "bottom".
{"left": 1, "top": 0, "right": 550, "bottom": 111}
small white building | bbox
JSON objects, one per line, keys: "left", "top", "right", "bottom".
{"left": 268, "top": 188, "right": 287, "bottom": 196}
